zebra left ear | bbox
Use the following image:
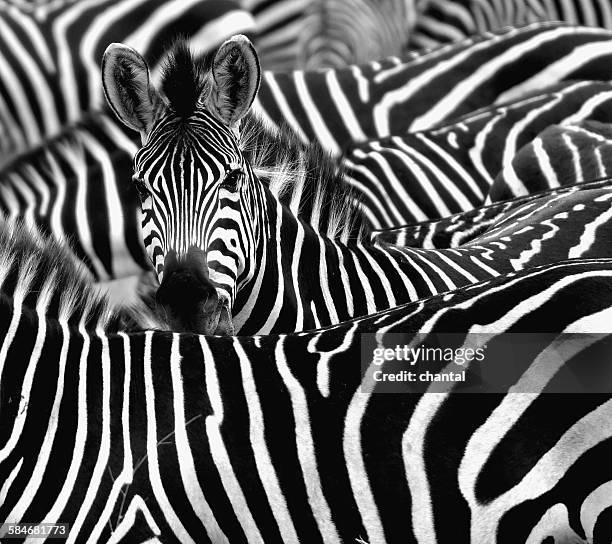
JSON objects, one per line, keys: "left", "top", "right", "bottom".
{"left": 209, "top": 35, "right": 261, "bottom": 129}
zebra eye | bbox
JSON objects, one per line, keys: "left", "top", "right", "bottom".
{"left": 132, "top": 175, "right": 150, "bottom": 200}
{"left": 221, "top": 168, "right": 243, "bottom": 192}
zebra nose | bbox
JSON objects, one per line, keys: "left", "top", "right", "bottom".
{"left": 155, "top": 249, "right": 230, "bottom": 334}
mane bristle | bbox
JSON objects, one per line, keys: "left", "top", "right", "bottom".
{"left": 239, "top": 115, "right": 370, "bottom": 242}
{"left": 0, "top": 217, "right": 119, "bottom": 331}
{"left": 161, "top": 40, "right": 210, "bottom": 118}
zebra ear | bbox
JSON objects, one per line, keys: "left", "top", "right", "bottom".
{"left": 209, "top": 35, "right": 261, "bottom": 129}
{"left": 102, "top": 43, "right": 159, "bottom": 134}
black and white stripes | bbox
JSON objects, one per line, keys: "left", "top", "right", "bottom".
{"left": 103, "top": 36, "right": 612, "bottom": 338}
{"left": 0, "top": 113, "right": 149, "bottom": 281}
{"left": 411, "top": 0, "right": 612, "bottom": 49}
{"left": 0, "top": 0, "right": 255, "bottom": 160}
{"left": 1, "top": 226, "right": 612, "bottom": 541}
{"left": 254, "top": 23, "right": 612, "bottom": 155}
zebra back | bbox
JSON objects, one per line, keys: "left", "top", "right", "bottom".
{"left": 410, "top": 0, "right": 612, "bottom": 49}
{"left": 374, "top": 177, "right": 612, "bottom": 248}
{"left": 344, "top": 79, "right": 612, "bottom": 229}
{"left": 255, "top": 23, "right": 612, "bottom": 156}
{"left": 492, "top": 118, "right": 612, "bottom": 200}
{"left": 2, "top": 257, "right": 612, "bottom": 541}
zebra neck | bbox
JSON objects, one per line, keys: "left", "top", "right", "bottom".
{"left": 232, "top": 196, "right": 432, "bottom": 334}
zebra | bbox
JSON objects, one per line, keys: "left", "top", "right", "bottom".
{"left": 0, "top": 110, "right": 149, "bottom": 282}
{"left": 3, "top": 20, "right": 612, "bottom": 166}
{"left": 1, "top": 221, "right": 612, "bottom": 542}
{"left": 3, "top": 22, "right": 612, "bottom": 223}
{"left": 344, "top": 79, "right": 612, "bottom": 229}
{"left": 254, "top": 22, "right": 612, "bottom": 156}
{"left": 410, "top": 0, "right": 612, "bottom": 50}
{"left": 491, "top": 118, "right": 612, "bottom": 201}
{"left": 247, "top": 0, "right": 612, "bottom": 71}
{"left": 293, "top": 0, "right": 415, "bottom": 69}
{"left": 373, "top": 176, "right": 612, "bottom": 248}
{"left": 243, "top": 0, "right": 418, "bottom": 70}
{"left": 3, "top": 25, "right": 610, "bottom": 296}
{"left": 2, "top": 22, "right": 602, "bottom": 283}
{"left": 5, "top": 87, "right": 610, "bottom": 289}
{"left": 0, "top": 0, "right": 255, "bottom": 161}
{"left": 4, "top": 75, "right": 611, "bottom": 289}
{"left": 102, "top": 35, "right": 612, "bottom": 336}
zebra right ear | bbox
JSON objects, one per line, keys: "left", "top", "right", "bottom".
{"left": 102, "top": 43, "right": 159, "bottom": 134}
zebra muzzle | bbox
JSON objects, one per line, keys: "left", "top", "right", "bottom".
{"left": 155, "top": 249, "right": 234, "bottom": 335}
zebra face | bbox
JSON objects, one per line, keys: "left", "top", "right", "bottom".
{"left": 103, "top": 35, "right": 261, "bottom": 334}
{"left": 132, "top": 114, "right": 261, "bottom": 334}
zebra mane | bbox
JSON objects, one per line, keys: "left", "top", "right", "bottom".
{"left": 0, "top": 218, "right": 119, "bottom": 331}
{"left": 239, "top": 115, "right": 370, "bottom": 243}
{"left": 160, "top": 40, "right": 212, "bottom": 119}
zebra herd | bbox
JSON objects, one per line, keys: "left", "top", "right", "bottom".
{"left": 1, "top": 1, "right": 612, "bottom": 543}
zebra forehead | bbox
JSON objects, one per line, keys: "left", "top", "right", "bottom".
{"left": 137, "top": 114, "right": 242, "bottom": 172}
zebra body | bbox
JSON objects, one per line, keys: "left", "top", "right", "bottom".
{"left": 0, "top": 112, "right": 148, "bottom": 281}
{"left": 345, "top": 79, "right": 612, "bottom": 228}
{"left": 246, "top": 0, "right": 612, "bottom": 70}
{"left": 294, "top": 0, "right": 414, "bottom": 69}
{"left": 5, "top": 22, "right": 605, "bottom": 281}
{"left": 1, "top": 222, "right": 612, "bottom": 542}
{"left": 245, "top": 0, "right": 417, "bottom": 70}
{"left": 103, "top": 36, "right": 612, "bottom": 336}
{"left": 491, "top": 118, "right": 612, "bottom": 201}
{"left": 254, "top": 23, "right": 612, "bottom": 156}
{"left": 229, "top": 178, "right": 612, "bottom": 334}
{"left": 4, "top": 18, "right": 612, "bottom": 162}
{"left": 411, "top": 0, "right": 612, "bottom": 49}
{"left": 0, "top": 0, "right": 254, "bottom": 160}
{"left": 4, "top": 76, "right": 611, "bottom": 279}
{"left": 372, "top": 177, "right": 612, "bottom": 249}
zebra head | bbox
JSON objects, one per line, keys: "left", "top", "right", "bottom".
{"left": 102, "top": 36, "right": 262, "bottom": 334}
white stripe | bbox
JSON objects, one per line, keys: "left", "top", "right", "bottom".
{"left": 234, "top": 340, "right": 299, "bottom": 543}
{"left": 532, "top": 136, "right": 559, "bottom": 188}
{"left": 143, "top": 332, "right": 195, "bottom": 542}
{"left": 497, "top": 37, "right": 612, "bottom": 104}
{"left": 569, "top": 192, "right": 612, "bottom": 258}
{"left": 262, "top": 72, "right": 309, "bottom": 144}
{"left": 81, "top": 132, "right": 137, "bottom": 278}
{"left": 57, "top": 139, "right": 109, "bottom": 279}
{"left": 257, "top": 200, "right": 285, "bottom": 333}
{"left": 199, "top": 337, "right": 264, "bottom": 543}
{"left": 414, "top": 27, "right": 605, "bottom": 131}
{"left": 41, "top": 317, "right": 91, "bottom": 540}
{"left": 106, "top": 495, "right": 161, "bottom": 544}
{"left": 344, "top": 380, "right": 386, "bottom": 543}
{"left": 170, "top": 334, "right": 228, "bottom": 543}
{"left": 274, "top": 338, "right": 341, "bottom": 542}
{"left": 76, "top": 332, "right": 112, "bottom": 544}
{"left": 0, "top": 16, "right": 59, "bottom": 137}
{"left": 326, "top": 69, "right": 367, "bottom": 142}
{"left": 294, "top": 71, "right": 340, "bottom": 155}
